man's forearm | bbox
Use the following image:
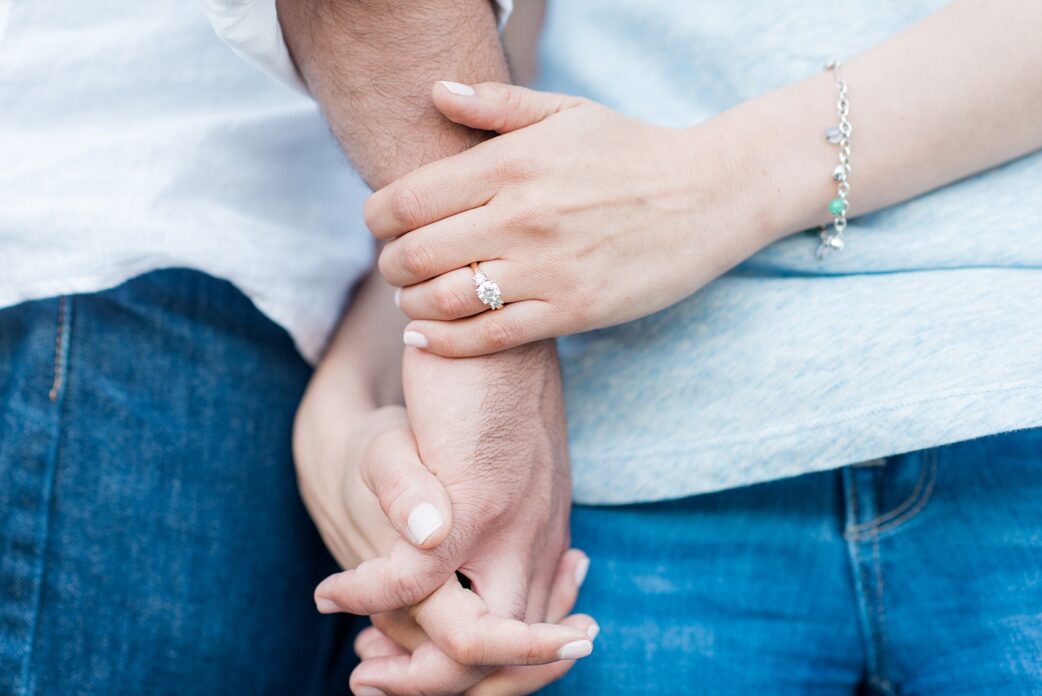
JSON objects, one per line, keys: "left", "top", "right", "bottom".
{"left": 278, "top": 0, "right": 510, "bottom": 188}
{"left": 281, "top": 0, "right": 562, "bottom": 443}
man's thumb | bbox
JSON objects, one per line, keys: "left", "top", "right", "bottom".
{"left": 432, "top": 80, "right": 579, "bottom": 133}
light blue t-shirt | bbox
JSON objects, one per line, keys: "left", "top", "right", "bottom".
{"left": 539, "top": 0, "right": 1042, "bottom": 504}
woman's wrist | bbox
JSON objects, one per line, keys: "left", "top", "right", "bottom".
{"left": 692, "top": 70, "right": 842, "bottom": 254}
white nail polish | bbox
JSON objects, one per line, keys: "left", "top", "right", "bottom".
{"left": 407, "top": 503, "right": 444, "bottom": 545}
{"left": 402, "top": 330, "right": 428, "bottom": 348}
{"left": 558, "top": 640, "right": 593, "bottom": 660}
{"left": 393, "top": 288, "right": 401, "bottom": 308}
{"left": 586, "top": 623, "right": 600, "bottom": 641}
{"left": 437, "top": 80, "right": 476, "bottom": 96}
{"left": 315, "top": 597, "right": 340, "bottom": 613}
{"left": 574, "top": 556, "right": 590, "bottom": 587}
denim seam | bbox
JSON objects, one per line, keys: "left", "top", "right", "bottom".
{"left": 845, "top": 451, "right": 938, "bottom": 541}
{"left": 870, "top": 453, "right": 938, "bottom": 537}
{"left": 20, "top": 297, "right": 73, "bottom": 696}
{"left": 845, "top": 470, "right": 878, "bottom": 682}
{"left": 47, "top": 298, "right": 67, "bottom": 401}
{"left": 847, "top": 457, "right": 930, "bottom": 533}
{"left": 844, "top": 467, "right": 896, "bottom": 695}
{"left": 870, "top": 530, "right": 894, "bottom": 694}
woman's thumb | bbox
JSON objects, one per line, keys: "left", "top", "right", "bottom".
{"left": 432, "top": 80, "right": 579, "bottom": 133}
{"left": 359, "top": 422, "right": 453, "bottom": 550}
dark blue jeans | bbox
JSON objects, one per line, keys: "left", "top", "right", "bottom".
{"left": 550, "top": 431, "right": 1042, "bottom": 694}
{"left": 0, "top": 270, "right": 357, "bottom": 695}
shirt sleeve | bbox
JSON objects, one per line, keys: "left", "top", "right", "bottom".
{"left": 202, "top": 0, "right": 515, "bottom": 96}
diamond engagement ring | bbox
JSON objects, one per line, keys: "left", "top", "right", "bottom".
{"left": 470, "top": 262, "right": 504, "bottom": 310}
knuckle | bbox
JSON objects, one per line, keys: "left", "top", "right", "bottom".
{"left": 443, "top": 628, "right": 484, "bottom": 666}
{"left": 432, "top": 284, "right": 472, "bottom": 318}
{"left": 375, "top": 466, "right": 413, "bottom": 515}
{"left": 473, "top": 493, "right": 511, "bottom": 523}
{"left": 387, "top": 570, "right": 429, "bottom": 609}
{"left": 398, "top": 240, "right": 436, "bottom": 279}
{"left": 389, "top": 186, "right": 429, "bottom": 229}
{"left": 481, "top": 316, "right": 522, "bottom": 352}
{"left": 511, "top": 196, "right": 558, "bottom": 234}
{"left": 361, "top": 193, "right": 383, "bottom": 234}
{"left": 497, "top": 150, "right": 538, "bottom": 182}
{"left": 501, "top": 84, "right": 526, "bottom": 114}
{"left": 376, "top": 246, "right": 399, "bottom": 282}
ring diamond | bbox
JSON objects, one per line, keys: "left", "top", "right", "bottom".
{"left": 471, "top": 269, "right": 504, "bottom": 310}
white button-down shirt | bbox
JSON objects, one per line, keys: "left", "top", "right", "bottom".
{"left": 0, "top": 1, "right": 438, "bottom": 361}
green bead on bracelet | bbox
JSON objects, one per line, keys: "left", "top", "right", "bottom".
{"left": 828, "top": 197, "right": 848, "bottom": 216}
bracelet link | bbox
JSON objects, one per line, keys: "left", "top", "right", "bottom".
{"left": 818, "top": 59, "right": 853, "bottom": 258}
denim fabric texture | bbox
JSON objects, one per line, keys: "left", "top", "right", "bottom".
{"left": 546, "top": 429, "right": 1042, "bottom": 694}
{"left": 0, "top": 269, "right": 359, "bottom": 695}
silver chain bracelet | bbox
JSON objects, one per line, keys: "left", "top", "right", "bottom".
{"left": 818, "top": 59, "right": 852, "bottom": 258}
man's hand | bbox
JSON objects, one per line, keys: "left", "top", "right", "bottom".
{"left": 313, "top": 341, "right": 597, "bottom": 693}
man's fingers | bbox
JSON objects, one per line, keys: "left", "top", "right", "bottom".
{"left": 360, "top": 424, "right": 452, "bottom": 549}
{"left": 466, "top": 614, "right": 601, "bottom": 696}
{"left": 314, "top": 539, "right": 454, "bottom": 614}
{"left": 413, "top": 576, "right": 593, "bottom": 667}
{"left": 432, "top": 81, "right": 582, "bottom": 134}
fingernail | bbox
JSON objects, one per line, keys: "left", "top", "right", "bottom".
{"left": 558, "top": 639, "right": 593, "bottom": 660}
{"left": 315, "top": 597, "right": 340, "bottom": 614}
{"left": 403, "top": 330, "right": 428, "bottom": 348}
{"left": 586, "top": 623, "right": 600, "bottom": 641}
{"left": 574, "top": 556, "right": 590, "bottom": 587}
{"left": 407, "top": 503, "right": 444, "bottom": 545}
{"left": 354, "top": 687, "right": 387, "bottom": 696}
{"left": 393, "top": 288, "right": 401, "bottom": 308}
{"left": 438, "top": 80, "right": 475, "bottom": 96}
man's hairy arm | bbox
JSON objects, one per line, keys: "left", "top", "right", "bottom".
{"left": 279, "top": 0, "right": 509, "bottom": 188}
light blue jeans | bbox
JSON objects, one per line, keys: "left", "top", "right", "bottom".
{"left": 548, "top": 430, "right": 1042, "bottom": 694}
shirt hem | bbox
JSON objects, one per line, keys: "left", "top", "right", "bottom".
{"left": 570, "top": 382, "right": 1042, "bottom": 505}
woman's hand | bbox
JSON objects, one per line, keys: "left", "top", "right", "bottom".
{"left": 366, "top": 81, "right": 773, "bottom": 357}
{"left": 352, "top": 548, "right": 596, "bottom": 696}
{"left": 294, "top": 400, "right": 455, "bottom": 572}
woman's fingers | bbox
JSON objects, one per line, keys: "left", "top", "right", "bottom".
{"left": 546, "top": 549, "right": 591, "bottom": 624}
{"left": 350, "top": 641, "right": 491, "bottom": 696}
{"left": 354, "top": 626, "right": 410, "bottom": 661}
{"left": 364, "top": 146, "right": 497, "bottom": 240}
{"left": 397, "top": 262, "right": 534, "bottom": 322}
{"left": 378, "top": 206, "right": 501, "bottom": 287}
{"left": 366, "top": 81, "right": 582, "bottom": 241}
{"left": 313, "top": 538, "right": 457, "bottom": 614}
{"left": 432, "top": 81, "right": 583, "bottom": 135}
{"left": 465, "top": 615, "right": 600, "bottom": 696}
{"left": 358, "top": 418, "right": 452, "bottom": 549}
{"left": 411, "top": 575, "right": 593, "bottom": 667}
{"left": 403, "top": 300, "right": 556, "bottom": 357}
